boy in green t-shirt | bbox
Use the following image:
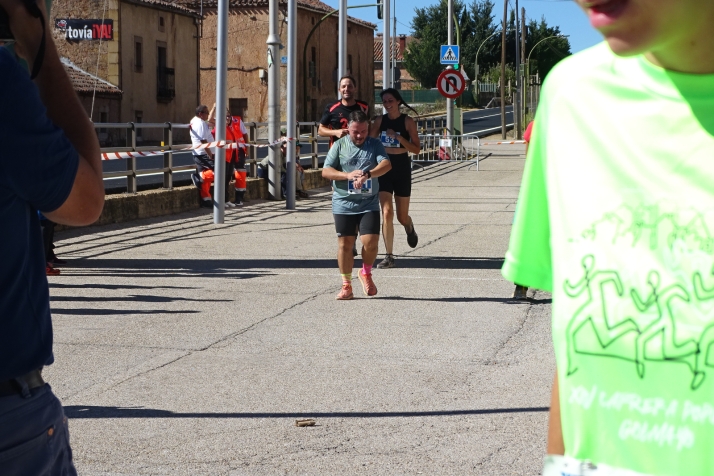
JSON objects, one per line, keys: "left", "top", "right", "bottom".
{"left": 502, "top": 1, "right": 714, "bottom": 475}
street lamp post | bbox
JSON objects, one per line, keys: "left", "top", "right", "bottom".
{"left": 525, "top": 34, "right": 568, "bottom": 110}
{"left": 474, "top": 28, "right": 513, "bottom": 106}
{"left": 526, "top": 34, "right": 568, "bottom": 67}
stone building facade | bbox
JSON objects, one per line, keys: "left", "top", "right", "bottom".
{"left": 176, "top": 0, "right": 376, "bottom": 123}
{"left": 51, "top": 0, "right": 200, "bottom": 142}
{"left": 62, "top": 58, "right": 123, "bottom": 144}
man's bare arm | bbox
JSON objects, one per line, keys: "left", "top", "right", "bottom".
{"left": 3, "top": 0, "right": 104, "bottom": 225}
{"left": 318, "top": 124, "right": 347, "bottom": 139}
{"left": 367, "top": 158, "right": 391, "bottom": 178}
{"left": 203, "top": 139, "right": 214, "bottom": 160}
{"left": 322, "top": 166, "right": 360, "bottom": 182}
{"left": 207, "top": 103, "right": 217, "bottom": 126}
{"left": 352, "top": 159, "right": 391, "bottom": 189}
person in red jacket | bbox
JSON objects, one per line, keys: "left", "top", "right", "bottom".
{"left": 511, "top": 120, "right": 534, "bottom": 300}
{"left": 212, "top": 111, "right": 249, "bottom": 207}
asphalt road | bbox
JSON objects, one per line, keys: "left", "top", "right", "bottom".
{"left": 49, "top": 142, "right": 554, "bottom": 475}
{"left": 100, "top": 106, "right": 514, "bottom": 193}
{"left": 461, "top": 106, "right": 514, "bottom": 135}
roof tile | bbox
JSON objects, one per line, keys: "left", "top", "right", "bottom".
{"left": 61, "top": 58, "right": 122, "bottom": 95}
{"left": 171, "top": 0, "right": 376, "bottom": 29}
{"left": 373, "top": 38, "right": 402, "bottom": 61}
{"left": 125, "top": 0, "right": 200, "bottom": 15}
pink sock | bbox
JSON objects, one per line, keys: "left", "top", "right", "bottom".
{"left": 362, "top": 264, "right": 373, "bottom": 275}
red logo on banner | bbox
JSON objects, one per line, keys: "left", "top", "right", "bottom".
{"left": 92, "top": 23, "right": 112, "bottom": 40}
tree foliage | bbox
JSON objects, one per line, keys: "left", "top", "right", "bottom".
{"left": 524, "top": 16, "right": 570, "bottom": 81}
{"left": 403, "top": 0, "right": 571, "bottom": 88}
{"left": 482, "top": 63, "right": 515, "bottom": 86}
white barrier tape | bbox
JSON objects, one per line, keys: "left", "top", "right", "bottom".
{"left": 101, "top": 137, "right": 295, "bottom": 161}
{"left": 479, "top": 140, "right": 526, "bottom": 145}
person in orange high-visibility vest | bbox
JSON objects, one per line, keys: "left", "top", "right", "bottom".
{"left": 213, "top": 112, "right": 249, "bottom": 207}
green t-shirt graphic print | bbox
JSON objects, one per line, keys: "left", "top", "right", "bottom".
{"left": 502, "top": 43, "right": 714, "bottom": 475}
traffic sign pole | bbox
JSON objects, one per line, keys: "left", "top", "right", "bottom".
{"left": 382, "top": 0, "right": 390, "bottom": 91}
{"left": 446, "top": 0, "right": 453, "bottom": 135}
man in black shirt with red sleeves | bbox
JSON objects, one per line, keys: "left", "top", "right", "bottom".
{"left": 318, "top": 75, "right": 369, "bottom": 147}
{"left": 319, "top": 75, "right": 369, "bottom": 256}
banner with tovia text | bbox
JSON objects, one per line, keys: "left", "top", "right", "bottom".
{"left": 54, "top": 19, "right": 114, "bottom": 41}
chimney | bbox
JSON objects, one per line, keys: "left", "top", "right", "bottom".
{"left": 399, "top": 34, "right": 406, "bottom": 53}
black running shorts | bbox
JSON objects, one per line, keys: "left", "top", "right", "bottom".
{"left": 333, "top": 211, "right": 381, "bottom": 237}
{"left": 378, "top": 152, "right": 411, "bottom": 197}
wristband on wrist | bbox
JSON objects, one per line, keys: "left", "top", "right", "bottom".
{"left": 365, "top": 170, "right": 371, "bottom": 179}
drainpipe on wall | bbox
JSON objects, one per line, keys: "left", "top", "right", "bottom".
{"left": 195, "top": 16, "right": 200, "bottom": 105}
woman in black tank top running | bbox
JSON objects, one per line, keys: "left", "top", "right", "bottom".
{"left": 369, "top": 88, "right": 421, "bottom": 269}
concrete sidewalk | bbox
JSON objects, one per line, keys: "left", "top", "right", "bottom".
{"left": 47, "top": 145, "right": 554, "bottom": 475}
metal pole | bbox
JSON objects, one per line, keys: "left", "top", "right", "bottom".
{"left": 474, "top": 28, "right": 512, "bottom": 108}
{"left": 382, "top": 0, "right": 390, "bottom": 91}
{"left": 514, "top": 0, "right": 521, "bottom": 140}
{"left": 446, "top": 0, "right": 453, "bottom": 134}
{"left": 286, "top": 0, "right": 297, "bottom": 209}
{"left": 338, "top": 0, "right": 347, "bottom": 82}
{"left": 267, "top": 0, "right": 281, "bottom": 200}
{"left": 521, "top": 7, "right": 526, "bottom": 125}
{"left": 500, "top": 0, "right": 506, "bottom": 139}
{"left": 392, "top": 0, "right": 396, "bottom": 88}
{"left": 213, "top": 0, "right": 228, "bottom": 223}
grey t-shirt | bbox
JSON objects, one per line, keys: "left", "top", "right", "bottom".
{"left": 324, "top": 136, "right": 389, "bottom": 214}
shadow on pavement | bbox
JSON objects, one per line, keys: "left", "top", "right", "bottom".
{"left": 64, "top": 405, "right": 549, "bottom": 419}
{"left": 63, "top": 257, "right": 505, "bottom": 273}
{"left": 50, "top": 309, "right": 200, "bottom": 316}
{"left": 375, "top": 296, "right": 552, "bottom": 305}
{"left": 50, "top": 295, "right": 231, "bottom": 303}
{"left": 49, "top": 283, "right": 198, "bottom": 291}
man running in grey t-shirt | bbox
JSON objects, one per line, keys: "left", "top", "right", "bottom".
{"left": 322, "top": 111, "right": 392, "bottom": 300}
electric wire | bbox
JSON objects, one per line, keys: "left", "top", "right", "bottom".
{"left": 90, "top": 0, "right": 109, "bottom": 122}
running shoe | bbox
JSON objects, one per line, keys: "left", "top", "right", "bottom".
{"left": 191, "top": 173, "right": 202, "bottom": 188}
{"left": 358, "top": 269, "right": 377, "bottom": 296}
{"left": 225, "top": 201, "right": 236, "bottom": 209}
{"left": 512, "top": 285, "right": 528, "bottom": 300}
{"left": 376, "top": 254, "right": 395, "bottom": 269}
{"left": 200, "top": 199, "right": 212, "bottom": 208}
{"left": 336, "top": 283, "right": 354, "bottom": 300}
{"left": 406, "top": 224, "right": 419, "bottom": 248}
{"left": 297, "top": 190, "right": 309, "bottom": 199}
{"left": 46, "top": 263, "right": 60, "bottom": 276}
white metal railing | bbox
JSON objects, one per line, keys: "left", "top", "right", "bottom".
{"left": 95, "top": 116, "right": 508, "bottom": 193}
{"left": 95, "top": 121, "right": 332, "bottom": 193}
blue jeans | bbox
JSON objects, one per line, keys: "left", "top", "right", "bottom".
{"left": 0, "top": 384, "right": 76, "bottom": 476}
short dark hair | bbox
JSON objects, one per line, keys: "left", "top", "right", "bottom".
{"left": 339, "top": 75, "right": 356, "bottom": 87}
{"left": 196, "top": 105, "right": 208, "bottom": 115}
{"left": 348, "top": 110, "right": 368, "bottom": 124}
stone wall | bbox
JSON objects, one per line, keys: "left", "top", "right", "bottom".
{"left": 52, "top": 0, "right": 119, "bottom": 85}
{"left": 82, "top": 170, "right": 330, "bottom": 228}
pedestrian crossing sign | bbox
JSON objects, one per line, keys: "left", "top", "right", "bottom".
{"left": 440, "top": 45, "right": 459, "bottom": 65}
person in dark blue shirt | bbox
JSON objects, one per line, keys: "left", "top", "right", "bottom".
{"left": 0, "top": 1, "right": 104, "bottom": 473}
